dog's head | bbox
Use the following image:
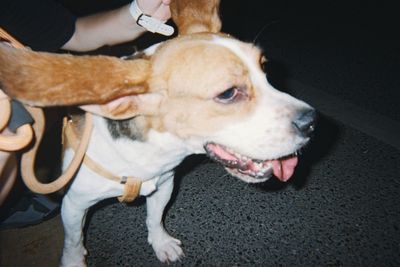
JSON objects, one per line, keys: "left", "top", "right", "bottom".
{"left": 0, "top": 0, "right": 315, "bottom": 183}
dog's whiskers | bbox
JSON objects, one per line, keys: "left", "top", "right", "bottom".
{"left": 216, "top": 173, "right": 233, "bottom": 191}
{"left": 209, "top": 172, "right": 231, "bottom": 188}
{"left": 201, "top": 157, "right": 213, "bottom": 165}
{"left": 218, "top": 172, "right": 231, "bottom": 180}
{"left": 252, "top": 19, "right": 280, "bottom": 45}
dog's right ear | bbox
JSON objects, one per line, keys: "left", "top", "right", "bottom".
{"left": 0, "top": 44, "right": 151, "bottom": 107}
{"left": 79, "top": 92, "right": 163, "bottom": 120}
{"left": 171, "top": 0, "right": 221, "bottom": 35}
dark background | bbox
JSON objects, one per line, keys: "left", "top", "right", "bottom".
{"left": 61, "top": 0, "right": 400, "bottom": 122}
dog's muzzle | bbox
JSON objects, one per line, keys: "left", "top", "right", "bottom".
{"left": 204, "top": 108, "right": 317, "bottom": 184}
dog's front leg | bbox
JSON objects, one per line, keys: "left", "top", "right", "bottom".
{"left": 60, "top": 193, "right": 91, "bottom": 267}
{"left": 146, "top": 172, "right": 184, "bottom": 263}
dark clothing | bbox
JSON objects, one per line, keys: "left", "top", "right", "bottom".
{"left": 0, "top": 0, "right": 76, "bottom": 52}
{"left": 8, "top": 101, "right": 34, "bottom": 133}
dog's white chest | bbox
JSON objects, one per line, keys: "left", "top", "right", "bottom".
{"left": 85, "top": 116, "right": 192, "bottom": 180}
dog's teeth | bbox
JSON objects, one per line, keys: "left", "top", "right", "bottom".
{"left": 234, "top": 151, "right": 248, "bottom": 161}
{"left": 263, "top": 161, "right": 272, "bottom": 168}
{"left": 225, "top": 160, "right": 238, "bottom": 167}
{"left": 255, "top": 162, "right": 263, "bottom": 169}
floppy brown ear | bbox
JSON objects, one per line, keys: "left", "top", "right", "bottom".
{"left": 0, "top": 44, "right": 150, "bottom": 107}
{"left": 171, "top": 0, "right": 221, "bottom": 35}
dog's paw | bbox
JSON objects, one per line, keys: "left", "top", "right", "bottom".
{"left": 60, "top": 258, "right": 87, "bottom": 267}
{"left": 60, "top": 247, "right": 88, "bottom": 267}
{"left": 150, "top": 234, "right": 184, "bottom": 263}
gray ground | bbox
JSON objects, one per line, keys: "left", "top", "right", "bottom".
{"left": 84, "top": 122, "right": 400, "bottom": 266}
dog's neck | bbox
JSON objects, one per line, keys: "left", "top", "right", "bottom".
{"left": 106, "top": 117, "right": 147, "bottom": 141}
{"left": 85, "top": 115, "right": 193, "bottom": 181}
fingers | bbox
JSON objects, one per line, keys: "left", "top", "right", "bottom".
{"left": 137, "top": 0, "right": 171, "bottom": 21}
{"left": 152, "top": 6, "right": 171, "bottom": 21}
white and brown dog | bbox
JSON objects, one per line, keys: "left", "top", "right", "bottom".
{"left": 0, "top": 0, "right": 315, "bottom": 265}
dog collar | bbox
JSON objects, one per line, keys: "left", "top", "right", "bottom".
{"left": 129, "top": 0, "right": 174, "bottom": 36}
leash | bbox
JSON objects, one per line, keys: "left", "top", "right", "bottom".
{"left": 20, "top": 109, "right": 93, "bottom": 194}
{"left": 0, "top": 29, "right": 25, "bottom": 49}
{"left": 0, "top": 27, "right": 141, "bottom": 201}
{"left": 0, "top": 29, "right": 33, "bottom": 151}
{"left": 0, "top": 27, "right": 93, "bottom": 194}
{"left": 63, "top": 116, "right": 142, "bottom": 202}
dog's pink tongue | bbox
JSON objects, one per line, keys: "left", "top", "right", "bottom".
{"left": 271, "top": 156, "right": 299, "bottom": 182}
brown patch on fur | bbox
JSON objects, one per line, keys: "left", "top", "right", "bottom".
{"left": 146, "top": 35, "right": 259, "bottom": 138}
{"left": 171, "top": 0, "right": 221, "bottom": 35}
{"left": 0, "top": 44, "right": 150, "bottom": 106}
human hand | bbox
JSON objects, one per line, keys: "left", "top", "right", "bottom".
{"left": 137, "top": 0, "right": 171, "bottom": 21}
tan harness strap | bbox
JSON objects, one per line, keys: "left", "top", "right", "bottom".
{"left": 0, "top": 28, "right": 25, "bottom": 49}
{"left": 63, "top": 117, "right": 141, "bottom": 202}
{"left": 0, "top": 90, "right": 11, "bottom": 131}
{"left": 117, "top": 177, "right": 141, "bottom": 203}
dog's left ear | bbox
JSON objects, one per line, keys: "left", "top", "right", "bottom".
{"left": 0, "top": 44, "right": 151, "bottom": 107}
{"left": 171, "top": 0, "right": 221, "bottom": 35}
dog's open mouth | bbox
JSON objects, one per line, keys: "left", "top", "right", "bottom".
{"left": 205, "top": 143, "right": 299, "bottom": 183}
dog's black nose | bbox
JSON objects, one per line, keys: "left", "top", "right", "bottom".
{"left": 292, "top": 108, "right": 317, "bottom": 137}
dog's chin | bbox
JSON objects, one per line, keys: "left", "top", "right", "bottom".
{"left": 224, "top": 167, "right": 273, "bottom": 183}
{"left": 204, "top": 142, "right": 300, "bottom": 183}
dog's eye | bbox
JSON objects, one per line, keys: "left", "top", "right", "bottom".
{"left": 215, "top": 87, "right": 241, "bottom": 104}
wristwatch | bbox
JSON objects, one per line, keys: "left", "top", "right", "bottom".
{"left": 129, "top": 0, "right": 174, "bottom": 36}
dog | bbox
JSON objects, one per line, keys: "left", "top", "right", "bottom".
{"left": 0, "top": 0, "right": 316, "bottom": 265}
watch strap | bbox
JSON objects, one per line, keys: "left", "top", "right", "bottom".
{"left": 129, "top": 0, "right": 174, "bottom": 36}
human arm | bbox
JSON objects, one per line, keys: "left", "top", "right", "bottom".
{"left": 62, "top": 0, "right": 172, "bottom": 52}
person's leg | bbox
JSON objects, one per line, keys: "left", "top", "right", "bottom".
{"left": 0, "top": 102, "right": 60, "bottom": 229}
{"left": 0, "top": 142, "right": 59, "bottom": 230}
{"left": 0, "top": 150, "right": 17, "bottom": 206}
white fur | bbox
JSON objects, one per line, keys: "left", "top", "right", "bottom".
{"left": 209, "top": 88, "right": 310, "bottom": 160}
{"left": 144, "top": 42, "right": 162, "bottom": 56}
{"left": 60, "top": 116, "right": 191, "bottom": 266}
{"left": 60, "top": 36, "right": 313, "bottom": 266}
{"left": 185, "top": 36, "right": 313, "bottom": 159}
